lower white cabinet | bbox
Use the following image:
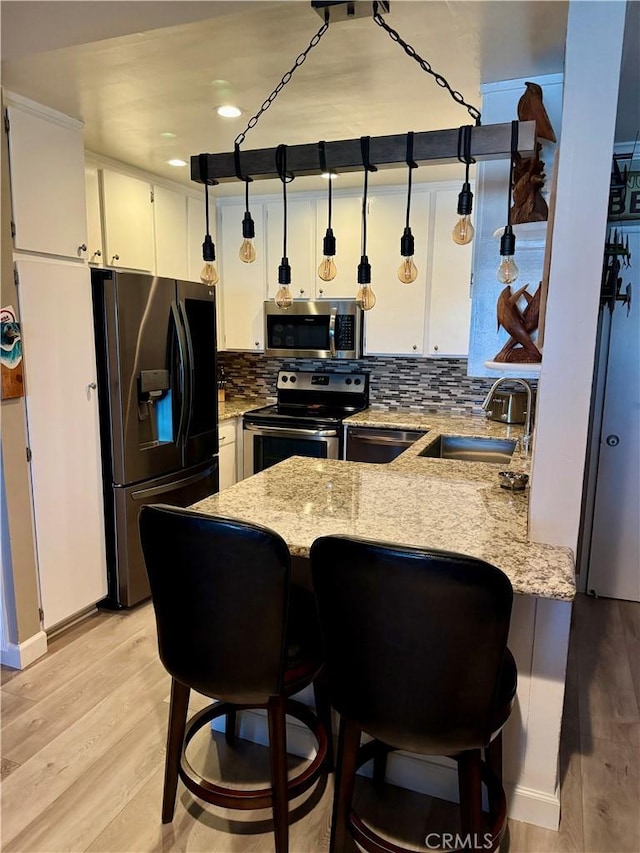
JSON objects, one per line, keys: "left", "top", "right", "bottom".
{"left": 218, "top": 420, "right": 237, "bottom": 491}
{"left": 17, "top": 258, "right": 107, "bottom": 630}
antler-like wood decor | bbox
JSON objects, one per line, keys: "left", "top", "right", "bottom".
{"left": 493, "top": 283, "right": 542, "bottom": 363}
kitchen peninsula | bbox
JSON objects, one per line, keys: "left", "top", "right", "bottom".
{"left": 193, "top": 410, "right": 575, "bottom": 830}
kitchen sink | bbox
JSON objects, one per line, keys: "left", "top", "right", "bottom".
{"left": 419, "top": 435, "right": 517, "bottom": 464}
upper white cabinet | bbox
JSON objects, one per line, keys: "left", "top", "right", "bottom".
{"left": 100, "top": 169, "right": 154, "bottom": 271}
{"left": 364, "top": 190, "right": 431, "bottom": 356}
{"left": 219, "top": 202, "right": 267, "bottom": 351}
{"left": 6, "top": 100, "right": 87, "bottom": 259}
{"left": 153, "top": 185, "right": 188, "bottom": 280}
{"left": 266, "top": 197, "right": 316, "bottom": 299}
{"left": 85, "top": 165, "right": 104, "bottom": 264}
{"left": 315, "top": 194, "right": 362, "bottom": 300}
{"left": 426, "top": 188, "right": 473, "bottom": 356}
{"left": 187, "top": 194, "right": 208, "bottom": 283}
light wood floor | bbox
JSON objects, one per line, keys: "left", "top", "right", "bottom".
{"left": 1, "top": 593, "right": 638, "bottom": 852}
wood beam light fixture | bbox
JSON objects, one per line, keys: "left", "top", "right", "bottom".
{"left": 191, "top": 0, "right": 539, "bottom": 306}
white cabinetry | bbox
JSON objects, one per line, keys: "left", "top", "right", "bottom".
{"left": 266, "top": 197, "right": 315, "bottom": 299}
{"left": 153, "top": 185, "right": 188, "bottom": 280}
{"left": 85, "top": 165, "right": 104, "bottom": 264}
{"left": 218, "top": 420, "right": 237, "bottom": 491}
{"left": 426, "top": 188, "right": 473, "bottom": 355}
{"left": 364, "top": 190, "right": 431, "bottom": 356}
{"left": 219, "top": 202, "right": 267, "bottom": 351}
{"left": 187, "top": 194, "right": 208, "bottom": 283}
{"left": 315, "top": 194, "right": 362, "bottom": 299}
{"left": 100, "top": 169, "right": 154, "bottom": 271}
{"left": 6, "top": 100, "right": 87, "bottom": 259}
{"left": 17, "top": 259, "right": 107, "bottom": 630}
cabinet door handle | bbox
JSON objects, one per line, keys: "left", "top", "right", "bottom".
{"left": 299, "top": 289, "right": 305, "bottom": 295}
{"left": 77, "top": 243, "right": 87, "bottom": 256}
{"left": 412, "top": 344, "right": 418, "bottom": 351}
{"left": 433, "top": 344, "right": 439, "bottom": 352}
{"left": 111, "top": 254, "right": 120, "bottom": 263}
{"left": 87, "top": 382, "right": 97, "bottom": 390}
{"left": 255, "top": 341, "right": 260, "bottom": 347}
{"left": 319, "top": 288, "right": 324, "bottom": 295}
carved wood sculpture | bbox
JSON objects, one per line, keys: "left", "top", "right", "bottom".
{"left": 512, "top": 82, "right": 557, "bottom": 225}
{"left": 494, "top": 283, "right": 542, "bottom": 363}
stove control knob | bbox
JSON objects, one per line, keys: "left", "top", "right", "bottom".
{"left": 290, "top": 375, "right": 297, "bottom": 383}
{"left": 345, "top": 378, "right": 352, "bottom": 385}
{"left": 354, "top": 378, "right": 361, "bottom": 386}
{"left": 281, "top": 375, "right": 288, "bottom": 382}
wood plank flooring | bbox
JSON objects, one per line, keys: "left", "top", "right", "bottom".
{"left": 1, "top": 593, "right": 638, "bottom": 852}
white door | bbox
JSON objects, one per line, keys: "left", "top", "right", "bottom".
{"left": 364, "top": 190, "right": 430, "bottom": 355}
{"left": 153, "top": 185, "right": 188, "bottom": 280}
{"left": 426, "top": 188, "right": 473, "bottom": 356}
{"left": 17, "top": 259, "right": 107, "bottom": 629}
{"left": 587, "top": 226, "right": 640, "bottom": 601}
{"left": 101, "top": 170, "right": 154, "bottom": 271}
{"left": 219, "top": 202, "right": 266, "bottom": 350}
{"left": 7, "top": 104, "right": 87, "bottom": 259}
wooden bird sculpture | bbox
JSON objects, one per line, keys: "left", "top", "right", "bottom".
{"left": 494, "top": 284, "right": 542, "bottom": 363}
{"left": 517, "top": 82, "right": 557, "bottom": 143}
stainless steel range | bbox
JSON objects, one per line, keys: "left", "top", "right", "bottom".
{"left": 243, "top": 370, "right": 369, "bottom": 478}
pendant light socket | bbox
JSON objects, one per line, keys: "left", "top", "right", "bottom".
{"left": 499, "top": 226, "right": 516, "bottom": 257}
{"left": 202, "top": 234, "right": 216, "bottom": 262}
{"left": 457, "top": 181, "right": 473, "bottom": 216}
{"left": 400, "top": 227, "right": 415, "bottom": 258}
{"left": 357, "top": 255, "right": 372, "bottom": 284}
{"left": 322, "top": 227, "right": 336, "bottom": 257}
{"left": 278, "top": 257, "right": 292, "bottom": 285}
{"left": 241, "top": 211, "right": 255, "bottom": 239}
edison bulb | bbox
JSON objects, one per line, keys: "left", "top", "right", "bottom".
{"left": 497, "top": 256, "right": 519, "bottom": 284}
{"left": 275, "top": 284, "right": 293, "bottom": 309}
{"left": 200, "top": 261, "right": 219, "bottom": 286}
{"left": 318, "top": 257, "right": 337, "bottom": 282}
{"left": 239, "top": 238, "right": 256, "bottom": 264}
{"left": 356, "top": 284, "right": 376, "bottom": 311}
{"left": 397, "top": 257, "right": 418, "bottom": 284}
{"left": 452, "top": 215, "right": 475, "bottom": 245}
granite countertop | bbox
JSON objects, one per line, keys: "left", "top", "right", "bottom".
{"left": 218, "top": 397, "right": 270, "bottom": 421}
{"left": 193, "top": 409, "right": 575, "bottom": 601}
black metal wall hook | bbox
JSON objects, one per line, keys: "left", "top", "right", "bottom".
{"left": 405, "top": 131, "right": 418, "bottom": 169}
{"left": 233, "top": 143, "right": 253, "bottom": 183}
{"left": 360, "top": 136, "right": 378, "bottom": 172}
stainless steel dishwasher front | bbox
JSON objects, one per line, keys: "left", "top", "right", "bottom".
{"left": 345, "top": 426, "right": 427, "bottom": 464}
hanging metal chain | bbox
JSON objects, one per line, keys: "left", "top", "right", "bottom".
{"left": 372, "top": 8, "right": 481, "bottom": 126}
{"left": 234, "top": 18, "right": 330, "bottom": 148}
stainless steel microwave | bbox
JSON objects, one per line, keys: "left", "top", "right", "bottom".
{"left": 264, "top": 299, "right": 363, "bottom": 359}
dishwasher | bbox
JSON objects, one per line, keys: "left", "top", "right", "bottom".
{"left": 345, "top": 427, "right": 427, "bottom": 463}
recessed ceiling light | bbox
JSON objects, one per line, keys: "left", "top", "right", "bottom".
{"left": 160, "top": 131, "right": 177, "bottom": 139}
{"left": 216, "top": 105, "right": 242, "bottom": 118}
{"left": 321, "top": 172, "right": 338, "bottom": 180}
{"left": 166, "top": 159, "right": 187, "bottom": 167}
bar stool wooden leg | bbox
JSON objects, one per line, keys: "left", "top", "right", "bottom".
{"left": 313, "top": 672, "right": 334, "bottom": 772}
{"left": 268, "top": 695, "right": 289, "bottom": 853}
{"left": 162, "top": 678, "right": 190, "bottom": 823}
{"left": 372, "top": 741, "right": 391, "bottom": 787}
{"left": 331, "top": 716, "right": 361, "bottom": 853}
{"left": 225, "top": 708, "right": 238, "bottom": 746}
{"left": 458, "top": 749, "right": 484, "bottom": 849}
{"left": 486, "top": 732, "right": 503, "bottom": 784}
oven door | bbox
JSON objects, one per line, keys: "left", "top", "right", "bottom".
{"left": 243, "top": 424, "right": 340, "bottom": 478}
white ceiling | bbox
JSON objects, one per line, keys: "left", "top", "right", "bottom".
{"left": 0, "top": 1, "right": 635, "bottom": 197}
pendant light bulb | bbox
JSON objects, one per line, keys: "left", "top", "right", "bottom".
{"left": 200, "top": 234, "right": 218, "bottom": 286}
{"left": 318, "top": 257, "right": 337, "bottom": 282}
{"left": 239, "top": 210, "right": 256, "bottom": 263}
{"left": 356, "top": 283, "right": 376, "bottom": 311}
{"left": 398, "top": 227, "right": 418, "bottom": 284}
{"left": 452, "top": 215, "right": 475, "bottom": 245}
{"left": 275, "top": 284, "right": 293, "bottom": 309}
{"left": 497, "top": 256, "right": 519, "bottom": 284}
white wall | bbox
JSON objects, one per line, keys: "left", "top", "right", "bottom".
{"left": 529, "top": 0, "right": 627, "bottom": 549}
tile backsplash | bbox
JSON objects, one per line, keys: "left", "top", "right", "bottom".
{"left": 218, "top": 353, "right": 529, "bottom": 415}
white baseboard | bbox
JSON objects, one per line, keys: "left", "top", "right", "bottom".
{"left": 213, "top": 710, "right": 560, "bottom": 831}
{"left": 1, "top": 629, "right": 47, "bottom": 669}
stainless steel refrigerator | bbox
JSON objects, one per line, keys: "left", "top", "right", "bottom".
{"left": 91, "top": 269, "right": 219, "bottom": 607}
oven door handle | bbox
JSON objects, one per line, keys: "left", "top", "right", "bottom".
{"left": 244, "top": 424, "right": 339, "bottom": 438}
{"left": 329, "top": 308, "right": 337, "bottom": 358}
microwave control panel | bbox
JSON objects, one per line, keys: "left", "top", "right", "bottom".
{"left": 335, "top": 315, "right": 355, "bottom": 351}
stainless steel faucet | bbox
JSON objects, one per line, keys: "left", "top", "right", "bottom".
{"left": 482, "top": 377, "right": 534, "bottom": 454}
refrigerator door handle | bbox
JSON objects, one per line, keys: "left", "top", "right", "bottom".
{"left": 130, "top": 461, "right": 217, "bottom": 500}
{"left": 178, "top": 299, "right": 195, "bottom": 440}
{"left": 170, "top": 301, "right": 189, "bottom": 446}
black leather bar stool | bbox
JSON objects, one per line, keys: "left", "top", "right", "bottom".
{"left": 139, "top": 505, "right": 332, "bottom": 853}
{"left": 310, "top": 535, "right": 517, "bottom": 853}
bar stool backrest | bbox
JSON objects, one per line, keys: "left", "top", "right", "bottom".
{"left": 139, "top": 505, "right": 291, "bottom": 704}
{"left": 310, "top": 536, "right": 513, "bottom": 755}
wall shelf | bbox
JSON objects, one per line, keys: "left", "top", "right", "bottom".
{"left": 484, "top": 360, "right": 542, "bottom": 377}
